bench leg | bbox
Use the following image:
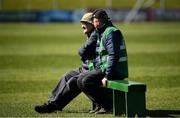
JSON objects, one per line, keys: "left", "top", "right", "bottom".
{"left": 125, "top": 92, "right": 146, "bottom": 117}
{"left": 113, "top": 90, "right": 126, "bottom": 116}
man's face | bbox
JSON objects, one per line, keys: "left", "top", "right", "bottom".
{"left": 81, "top": 22, "right": 94, "bottom": 34}
{"left": 93, "top": 18, "right": 103, "bottom": 29}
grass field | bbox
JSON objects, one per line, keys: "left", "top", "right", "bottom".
{"left": 2, "top": 0, "right": 180, "bottom": 10}
{"left": 0, "top": 22, "right": 180, "bottom": 117}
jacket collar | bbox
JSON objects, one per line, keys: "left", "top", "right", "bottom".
{"left": 96, "top": 21, "right": 113, "bottom": 34}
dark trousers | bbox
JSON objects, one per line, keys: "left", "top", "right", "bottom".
{"left": 77, "top": 69, "right": 113, "bottom": 109}
{"left": 48, "top": 67, "right": 88, "bottom": 110}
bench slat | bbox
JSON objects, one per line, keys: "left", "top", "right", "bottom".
{"left": 107, "top": 80, "right": 146, "bottom": 92}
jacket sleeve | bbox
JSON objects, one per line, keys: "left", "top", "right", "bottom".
{"left": 78, "top": 31, "right": 97, "bottom": 62}
{"left": 104, "top": 30, "right": 123, "bottom": 79}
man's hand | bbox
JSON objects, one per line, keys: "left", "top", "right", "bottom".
{"left": 101, "top": 78, "right": 107, "bottom": 87}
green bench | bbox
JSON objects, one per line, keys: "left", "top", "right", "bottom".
{"left": 92, "top": 80, "right": 147, "bottom": 117}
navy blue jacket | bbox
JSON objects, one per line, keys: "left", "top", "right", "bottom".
{"left": 95, "top": 21, "right": 124, "bottom": 80}
{"left": 78, "top": 30, "right": 97, "bottom": 69}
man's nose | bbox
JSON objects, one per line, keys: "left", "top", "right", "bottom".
{"left": 82, "top": 25, "right": 86, "bottom": 29}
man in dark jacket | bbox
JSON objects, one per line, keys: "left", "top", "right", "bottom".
{"left": 77, "top": 9, "right": 128, "bottom": 114}
{"left": 34, "top": 13, "right": 97, "bottom": 113}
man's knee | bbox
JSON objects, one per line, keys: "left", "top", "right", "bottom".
{"left": 78, "top": 77, "right": 94, "bottom": 90}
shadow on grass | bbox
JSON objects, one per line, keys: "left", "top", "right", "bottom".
{"left": 147, "top": 109, "right": 180, "bottom": 117}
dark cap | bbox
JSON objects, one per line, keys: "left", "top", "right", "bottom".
{"left": 92, "top": 9, "right": 110, "bottom": 20}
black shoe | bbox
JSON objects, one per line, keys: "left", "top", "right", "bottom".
{"left": 95, "top": 107, "right": 112, "bottom": 114}
{"left": 89, "top": 105, "right": 101, "bottom": 114}
{"left": 34, "top": 103, "right": 60, "bottom": 113}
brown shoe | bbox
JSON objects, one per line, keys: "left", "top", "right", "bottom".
{"left": 34, "top": 103, "right": 61, "bottom": 113}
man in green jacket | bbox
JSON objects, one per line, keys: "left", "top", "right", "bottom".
{"left": 77, "top": 9, "right": 128, "bottom": 114}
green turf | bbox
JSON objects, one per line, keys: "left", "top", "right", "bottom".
{"left": 0, "top": 22, "right": 180, "bottom": 117}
